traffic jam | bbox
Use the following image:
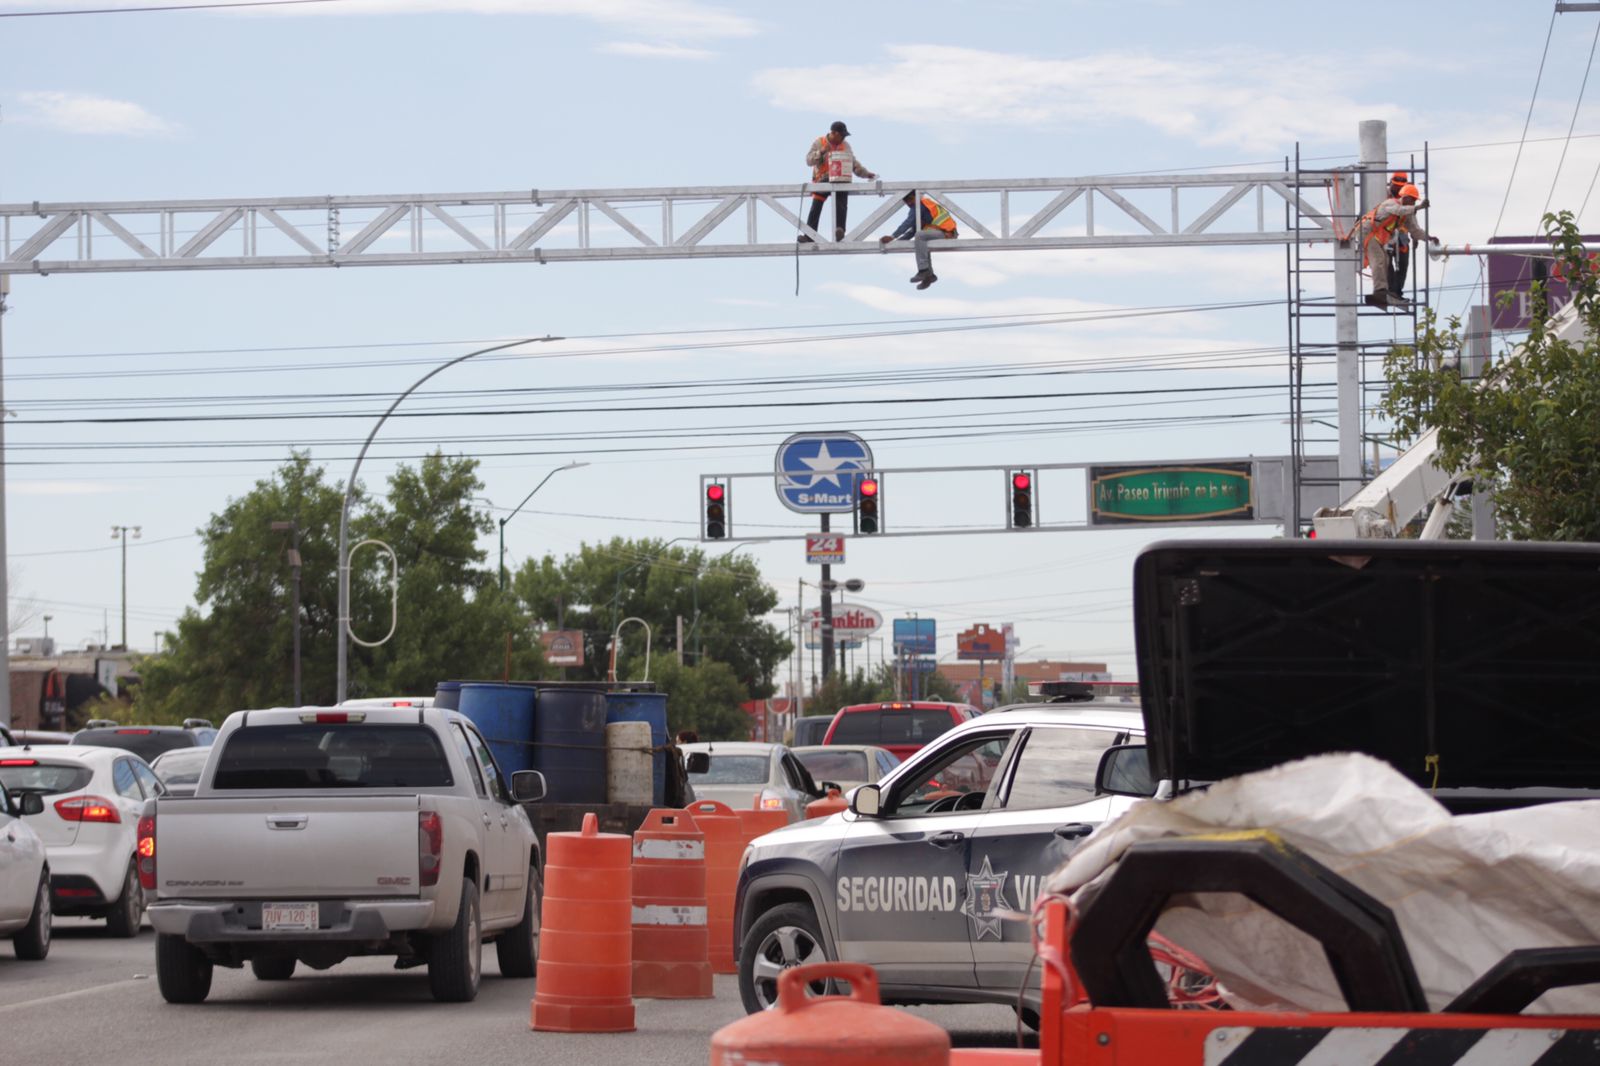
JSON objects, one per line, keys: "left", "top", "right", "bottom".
{"left": 3, "top": 539, "right": 1598, "bottom": 1064}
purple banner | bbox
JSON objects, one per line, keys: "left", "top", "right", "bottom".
{"left": 1487, "top": 234, "right": 1598, "bottom": 329}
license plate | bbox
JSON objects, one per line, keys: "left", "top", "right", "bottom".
{"left": 262, "top": 903, "right": 319, "bottom": 931}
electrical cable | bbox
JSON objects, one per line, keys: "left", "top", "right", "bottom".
{"left": 0, "top": 0, "right": 347, "bottom": 14}
{"left": 1543, "top": 15, "right": 1600, "bottom": 219}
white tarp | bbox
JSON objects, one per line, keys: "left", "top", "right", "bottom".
{"left": 1045, "top": 752, "right": 1600, "bottom": 1014}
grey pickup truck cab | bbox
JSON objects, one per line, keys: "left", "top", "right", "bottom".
{"left": 144, "top": 705, "right": 545, "bottom": 1003}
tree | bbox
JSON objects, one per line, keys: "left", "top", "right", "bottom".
{"left": 135, "top": 451, "right": 548, "bottom": 722}
{"left": 1380, "top": 211, "right": 1600, "bottom": 541}
{"left": 630, "top": 653, "right": 751, "bottom": 740}
{"left": 513, "top": 537, "right": 791, "bottom": 696}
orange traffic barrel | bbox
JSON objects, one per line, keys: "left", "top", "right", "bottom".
{"left": 711, "top": 962, "right": 949, "bottom": 1066}
{"left": 631, "top": 808, "right": 713, "bottom": 999}
{"left": 949, "top": 1053, "right": 1039, "bottom": 1066}
{"left": 530, "top": 812, "right": 635, "bottom": 1033}
{"left": 805, "top": 788, "right": 848, "bottom": 820}
{"left": 737, "top": 804, "right": 789, "bottom": 843}
{"left": 683, "top": 799, "right": 742, "bottom": 975}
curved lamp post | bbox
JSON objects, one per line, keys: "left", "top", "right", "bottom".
{"left": 336, "top": 335, "right": 560, "bottom": 704}
{"left": 497, "top": 460, "right": 589, "bottom": 590}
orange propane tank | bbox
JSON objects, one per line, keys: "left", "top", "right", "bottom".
{"left": 710, "top": 962, "right": 950, "bottom": 1066}
{"left": 683, "top": 799, "right": 743, "bottom": 974}
{"left": 805, "top": 787, "right": 848, "bottom": 820}
{"left": 530, "top": 813, "right": 635, "bottom": 1033}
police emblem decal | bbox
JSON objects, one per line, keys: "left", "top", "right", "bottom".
{"left": 961, "top": 855, "right": 1009, "bottom": 940}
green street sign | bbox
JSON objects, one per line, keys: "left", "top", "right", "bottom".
{"left": 1089, "top": 463, "right": 1254, "bottom": 525}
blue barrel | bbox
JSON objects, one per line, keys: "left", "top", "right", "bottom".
{"left": 604, "top": 691, "right": 668, "bottom": 806}
{"left": 433, "top": 680, "right": 463, "bottom": 711}
{"left": 531, "top": 687, "right": 608, "bottom": 804}
{"left": 456, "top": 682, "right": 536, "bottom": 777}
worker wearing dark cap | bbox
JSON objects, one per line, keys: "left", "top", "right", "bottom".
{"left": 802, "top": 121, "right": 877, "bottom": 243}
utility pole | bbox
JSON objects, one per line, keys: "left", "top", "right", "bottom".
{"left": 819, "top": 515, "right": 834, "bottom": 681}
{"left": 111, "top": 525, "right": 141, "bottom": 650}
{"left": 1335, "top": 120, "right": 1389, "bottom": 490}
{"left": 271, "top": 521, "right": 303, "bottom": 706}
{"left": 0, "top": 276, "right": 10, "bottom": 728}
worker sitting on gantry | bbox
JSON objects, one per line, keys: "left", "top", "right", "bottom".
{"left": 1359, "top": 182, "right": 1439, "bottom": 311}
{"left": 880, "top": 191, "right": 959, "bottom": 290}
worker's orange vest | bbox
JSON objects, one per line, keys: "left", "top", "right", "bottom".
{"left": 1360, "top": 200, "right": 1404, "bottom": 266}
{"left": 922, "top": 197, "right": 957, "bottom": 234}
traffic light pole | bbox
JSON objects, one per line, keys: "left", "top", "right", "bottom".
{"left": 819, "top": 513, "right": 834, "bottom": 682}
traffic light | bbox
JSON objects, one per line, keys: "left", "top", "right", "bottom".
{"left": 704, "top": 482, "right": 727, "bottom": 539}
{"left": 1009, "top": 470, "right": 1034, "bottom": 529}
{"left": 856, "top": 474, "right": 881, "bottom": 534}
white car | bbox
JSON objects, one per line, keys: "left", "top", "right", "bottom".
{"left": 0, "top": 774, "right": 50, "bottom": 959}
{"left": 681, "top": 741, "right": 827, "bottom": 824}
{"left": 0, "top": 746, "right": 163, "bottom": 937}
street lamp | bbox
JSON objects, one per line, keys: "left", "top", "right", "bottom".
{"left": 270, "top": 521, "right": 304, "bottom": 706}
{"left": 110, "top": 525, "right": 141, "bottom": 650}
{"left": 498, "top": 460, "right": 589, "bottom": 590}
{"left": 336, "top": 334, "right": 562, "bottom": 704}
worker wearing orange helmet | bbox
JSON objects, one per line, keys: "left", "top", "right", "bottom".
{"left": 801, "top": 121, "right": 877, "bottom": 243}
{"left": 1358, "top": 182, "right": 1438, "bottom": 309}
{"left": 1385, "top": 171, "right": 1413, "bottom": 298}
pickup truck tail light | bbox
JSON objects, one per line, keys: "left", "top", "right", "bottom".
{"left": 136, "top": 814, "right": 157, "bottom": 891}
{"left": 55, "top": 795, "right": 121, "bottom": 823}
{"left": 418, "top": 811, "right": 442, "bottom": 887}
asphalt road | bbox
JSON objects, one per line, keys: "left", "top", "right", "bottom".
{"left": 1, "top": 920, "right": 1037, "bottom": 1066}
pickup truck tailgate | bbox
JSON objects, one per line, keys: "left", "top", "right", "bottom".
{"left": 155, "top": 795, "right": 422, "bottom": 899}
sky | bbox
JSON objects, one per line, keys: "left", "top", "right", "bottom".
{"left": 3, "top": 0, "right": 1597, "bottom": 691}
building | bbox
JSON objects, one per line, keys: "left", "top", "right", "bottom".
{"left": 8, "top": 644, "right": 139, "bottom": 730}
{"left": 940, "top": 659, "right": 1112, "bottom": 708}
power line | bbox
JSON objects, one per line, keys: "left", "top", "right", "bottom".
{"left": 0, "top": 0, "right": 348, "bottom": 16}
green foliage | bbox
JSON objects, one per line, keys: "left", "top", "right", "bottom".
{"left": 630, "top": 653, "right": 751, "bottom": 741}
{"left": 136, "top": 451, "right": 550, "bottom": 720}
{"left": 512, "top": 537, "right": 791, "bottom": 697}
{"left": 1380, "top": 211, "right": 1600, "bottom": 542}
{"left": 803, "top": 663, "right": 965, "bottom": 721}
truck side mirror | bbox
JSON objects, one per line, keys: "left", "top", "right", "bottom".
{"left": 19, "top": 792, "right": 44, "bottom": 816}
{"left": 685, "top": 751, "right": 710, "bottom": 775}
{"left": 510, "top": 770, "right": 547, "bottom": 803}
{"left": 851, "top": 784, "right": 881, "bottom": 817}
{"left": 1095, "top": 744, "right": 1156, "bottom": 798}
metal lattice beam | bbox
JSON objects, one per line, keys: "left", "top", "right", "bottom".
{"left": 0, "top": 174, "right": 1341, "bottom": 275}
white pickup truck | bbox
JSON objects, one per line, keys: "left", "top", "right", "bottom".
{"left": 143, "top": 705, "right": 546, "bottom": 1004}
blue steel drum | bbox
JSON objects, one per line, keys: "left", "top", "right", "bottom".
{"left": 456, "top": 682, "right": 536, "bottom": 777}
{"left": 531, "top": 687, "right": 609, "bottom": 804}
{"left": 604, "top": 690, "right": 668, "bottom": 805}
{"left": 433, "top": 680, "right": 463, "bottom": 712}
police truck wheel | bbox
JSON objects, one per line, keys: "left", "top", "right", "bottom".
{"left": 14, "top": 873, "right": 51, "bottom": 960}
{"left": 494, "top": 867, "right": 540, "bottom": 978}
{"left": 427, "top": 878, "right": 481, "bottom": 1002}
{"left": 251, "top": 956, "right": 296, "bottom": 980}
{"left": 738, "top": 902, "right": 831, "bottom": 1014}
{"left": 156, "top": 934, "right": 213, "bottom": 1004}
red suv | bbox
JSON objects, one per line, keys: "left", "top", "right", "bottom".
{"left": 820, "top": 701, "right": 981, "bottom": 761}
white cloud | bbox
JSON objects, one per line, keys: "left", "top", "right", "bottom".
{"left": 599, "top": 41, "right": 715, "bottom": 60}
{"left": 753, "top": 45, "right": 1409, "bottom": 153}
{"left": 13, "top": 91, "right": 178, "bottom": 137}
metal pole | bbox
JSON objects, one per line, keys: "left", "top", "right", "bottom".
{"left": 820, "top": 515, "right": 834, "bottom": 681}
{"left": 290, "top": 529, "right": 302, "bottom": 706}
{"left": 1465, "top": 304, "right": 1498, "bottom": 541}
{"left": 497, "top": 460, "right": 588, "bottom": 592}
{"left": 498, "top": 518, "right": 507, "bottom": 592}
{"left": 0, "top": 276, "right": 9, "bottom": 727}
{"left": 120, "top": 529, "right": 127, "bottom": 649}
{"left": 1337, "top": 119, "right": 1388, "bottom": 490}
{"left": 337, "top": 336, "right": 556, "bottom": 703}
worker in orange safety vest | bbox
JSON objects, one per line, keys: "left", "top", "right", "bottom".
{"left": 880, "top": 191, "right": 958, "bottom": 289}
{"left": 1386, "top": 170, "right": 1413, "bottom": 298}
{"left": 802, "top": 121, "right": 877, "bottom": 243}
{"left": 1358, "top": 183, "right": 1438, "bottom": 310}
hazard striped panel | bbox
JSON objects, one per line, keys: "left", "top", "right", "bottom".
{"left": 1205, "top": 1027, "right": 1600, "bottom": 1066}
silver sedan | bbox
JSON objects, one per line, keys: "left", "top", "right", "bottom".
{"left": 680, "top": 742, "right": 823, "bottom": 824}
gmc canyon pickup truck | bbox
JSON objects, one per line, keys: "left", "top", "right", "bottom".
{"left": 143, "top": 705, "right": 545, "bottom": 1003}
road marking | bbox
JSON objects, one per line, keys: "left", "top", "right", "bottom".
{"left": 0, "top": 977, "right": 145, "bottom": 1013}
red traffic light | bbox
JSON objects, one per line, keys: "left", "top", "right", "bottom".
{"left": 858, "top": 478, "right": 879, "bottom": 498}
{"left": 706, "top": 484, "right": 725, "bottom": 501}
{"left": 1012, "top": 472, "right": 1031, "bottom": 491}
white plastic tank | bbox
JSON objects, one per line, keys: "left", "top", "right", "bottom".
{"left": 605, "top": 721, "right": 654, "bottom": 805}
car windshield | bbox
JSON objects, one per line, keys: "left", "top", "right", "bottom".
{"left": 690, "top": 755, "right": 769, "bottom": 785}
{"left": 211, "top": 725, "right": 452, "bottom": 789}
{"left": 796, "top": 749, "right": 868, "bottom": 782}
{"left": 152, "top": 749, "right": 212, "bottom": 786}
{"left": 73, "top": 728, "right": 196, "bottom": 762}
{"left": 0, "top": 761, "right": 95, "bottom": 795}
{"left": 831, "top": 710, "right": 955, "bottom": 746}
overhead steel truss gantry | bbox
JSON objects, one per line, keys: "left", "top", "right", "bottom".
{"left": 0, "top": 174, "right": 1339, "bottom": 274}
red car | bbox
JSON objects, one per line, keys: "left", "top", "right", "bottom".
{"left": 820, "top": 701, "right": 981, "bottom": 762}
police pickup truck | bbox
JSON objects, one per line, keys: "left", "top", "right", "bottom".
{"left": 733, "top": 691, "right": 1151, "bottom": 1021}
{"left": 144, "top": 705, "right": 546, "bottom": 1004}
